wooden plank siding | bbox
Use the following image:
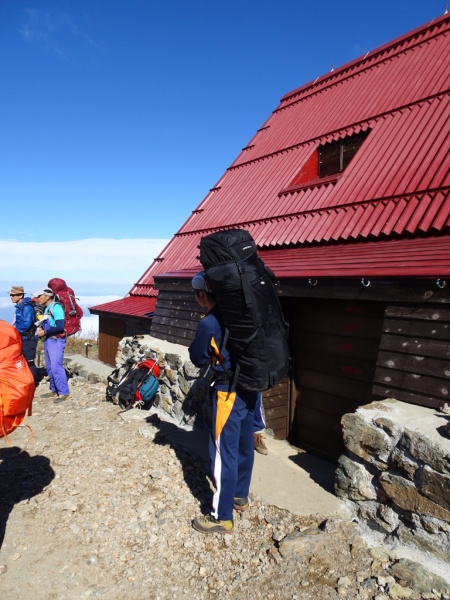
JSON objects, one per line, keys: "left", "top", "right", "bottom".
{"left": 262, "top": 378, "right": 290, "bottom": 439}
{"left": 373, "top": 304, "right": 450, "bottom": 408}
{"left": 290, "top": 298, "right": 385, "bottom": 460}
{"left": 150, "top": 288, "right": 202, "bottom": 346}
{"left": 98, "top": 316, "right": 125, "bottom": 366}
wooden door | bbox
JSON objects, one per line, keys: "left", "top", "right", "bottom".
{"left": 290, "top": 298, "right": 385, "bottom": 460}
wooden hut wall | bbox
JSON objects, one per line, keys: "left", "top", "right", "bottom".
{"left": 262, "top": 378, "right": 290, "bottom": 439}
{"left": 151, "top": 279, "right": 203, "bottom": 346}
{"left": 373, "top": 304, "right": 450, "bottom": 408}
{"left": 98, "top": 316, "right": 125, "bottom": 366}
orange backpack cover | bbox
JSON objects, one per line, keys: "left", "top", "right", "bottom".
{"left": 0, "top": 320, "right": 35, "bottom": 440}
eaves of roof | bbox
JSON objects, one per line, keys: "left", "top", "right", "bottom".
{"left": 152, "top": 236, "right": 450, "bottom": 281}
{"left": 89, "top": 296, "right": 156, "bottom": 319}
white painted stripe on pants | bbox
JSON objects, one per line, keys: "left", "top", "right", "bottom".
{"left": 211, "top": 433, "right": 222, "bottom": 519}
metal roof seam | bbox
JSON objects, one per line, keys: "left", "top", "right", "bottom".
{"left": 231, "top": 90, "right": 449, "bottom": 171}
{"left": 430, "top": 191, "right": 450, "bottom": 231}
{"left": 395, "top": 97, "right": 449, "bottom": 195}
{"left": 417, "top": 194, "right": 446, "bottom": 231}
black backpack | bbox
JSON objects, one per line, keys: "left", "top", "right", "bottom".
{"left": 23, "top": 298, "right": 45, "bottom": 338}
{"left": 106, "top": 359, "right": 160, "bottom": 411}
{"left": 199, "top": 229, "right": 290, "bottom": 392}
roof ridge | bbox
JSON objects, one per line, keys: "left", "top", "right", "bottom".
{"left": 280, "top": 13, "right": 450, "bottom": 107}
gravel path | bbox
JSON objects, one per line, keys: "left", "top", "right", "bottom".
{"left": 1, "top": 376, "right": 449, "bottom": 600}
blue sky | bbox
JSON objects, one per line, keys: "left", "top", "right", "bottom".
{"left": 0, "top": 0, "right": 446, "bottom": 330}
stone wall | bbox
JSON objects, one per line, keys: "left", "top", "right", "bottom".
{"left": 335, "top": 399, "right": 450, "bottom": 561}
{"left": 114, "top": 335, "right": 209, "bottom": 427}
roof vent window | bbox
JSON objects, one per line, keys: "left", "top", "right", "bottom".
{"left": 282, "top": 128, "right": 371, "bottom": 194}
{"left": 318, "top": 129, "right": 370, "bottom": 178}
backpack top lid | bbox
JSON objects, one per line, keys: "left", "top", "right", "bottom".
{"left": 48, "top": 278, "right": 68, "bottom": 294}
{"left": 199, "top": 229, "right": 257, "bottom": 269}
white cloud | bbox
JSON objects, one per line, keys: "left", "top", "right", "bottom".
{"left": 79, "top": 315, "right": 100, "bottom": 339}
{"left": 0, "top": 238, "right": 169, "bottom": 285}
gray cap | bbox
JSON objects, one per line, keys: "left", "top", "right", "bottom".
{"left": 34, "top": 287, "right": 54, "bottom": 298}
{"left": 191, "top": 271, "right": 209, "bottom": 292}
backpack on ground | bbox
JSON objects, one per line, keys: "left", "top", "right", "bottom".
{"left": 47, "top": 278, "right": 83, "bottom": 337}
{"left": 0, "top": 321, "right": 35, "bottom": 441}
{"left": 199, "top": 228, "right": 290, "bottom": 392}
{"left": 106, "top": 359, "right": 160, "bottom": 411}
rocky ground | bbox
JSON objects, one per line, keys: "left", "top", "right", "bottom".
{"left": 1, "top": 373, "right": 449, "bottom": 600}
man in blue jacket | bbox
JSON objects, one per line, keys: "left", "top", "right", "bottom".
{"left": 189, "top": 272, "right": 259, "bottom": 534}
{"left": 35, "top": 287, "right": 70, "bottom": 403}
{"left": 10, "top": 285, "right": 37, "bottom": 380}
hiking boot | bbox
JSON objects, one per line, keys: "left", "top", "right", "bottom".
{"left": 234, "top": 497, "right": 249, "bottom": 512}
{"left": 254, "top": 432, "right": 268, "bottom": 455}
{"left": 54, "top": 394, "right": 71, "bottom": 404}
{"left": 42, "top": 391, "right": 57, "bottom": 399}
{"left": 192, "top": 515, "right": 234, "bottom": 534}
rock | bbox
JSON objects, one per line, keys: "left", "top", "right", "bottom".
{"left": 184, "top": 361, "right": 199, "bottom": 379}
{"left": 396, "top": 524, "right": 450, "bottom": 561}
{"left": 390, "top": 448, "right": 418, "bottom": 480}
{"left": 420, "top": 466, "right": 450, "bottom": 512}
{"left": 379, "top": 473, "right": 450, "bottom": 523}
{"left": 369, "top": 547, "right": 390, "bottom": 562}
{"left": 374, "top": 416, "right": 400, "bottom": 439}
{"left": 357, "top": 501, "right": 399, "bottom": 534}
{"left": 335, "top": 455, "right": 377, "bottom": 500}
{"left": 164, "top": 367, "right": 178, "bottom": 385}
{"left": 400, "top": 429, "right": 450, "bottom": 475}
{"left": 341, "top": 413, "right": 395, "bottom": 464}
{"left": 361, "top": 577, "right": 378, "bottom": 591}
{"left": 391, "top": 559, "right": 450, "bottom": 596}
{"left": 165, "top": 353, "right": 183, "bottom": 370}
{"left": 278, "top": 527, "right": 321, "bottom": 559}
{"left": 387, "top": 582, "right": 414, "bottom": 598}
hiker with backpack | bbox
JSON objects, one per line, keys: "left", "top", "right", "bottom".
{"left": 35, "top": 287, "right": 71, "bottom": 403}
{"left": 189, "top": 272, "right": 261, "bottom": 535}
{"left": 10, "top": 285, "right": 37, "bottom": 381}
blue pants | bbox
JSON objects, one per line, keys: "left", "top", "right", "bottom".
{"left": 44, "top": 337, "right": 69, "bottom": 395}
{"left": 253, "top": 395, "right": 266, "bottom": 432}
{"left": 209, "top": 387, "right": 260, "bottom": 521}
{"left": 22, "top": 337, "right": 37, "bottom": 380}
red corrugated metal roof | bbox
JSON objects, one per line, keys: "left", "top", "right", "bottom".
{"left": 96, "top": 14, "right": 450, "bottom": 317}
{"left": 89, "top": 296, "right": 156, "bottom": 318}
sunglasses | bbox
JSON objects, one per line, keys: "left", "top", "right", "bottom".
{"left": 10, "top": 293, "right": 22, "bottom": 297}
{"left": 192, "top": 289, "right": 201, "bottom": 296}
